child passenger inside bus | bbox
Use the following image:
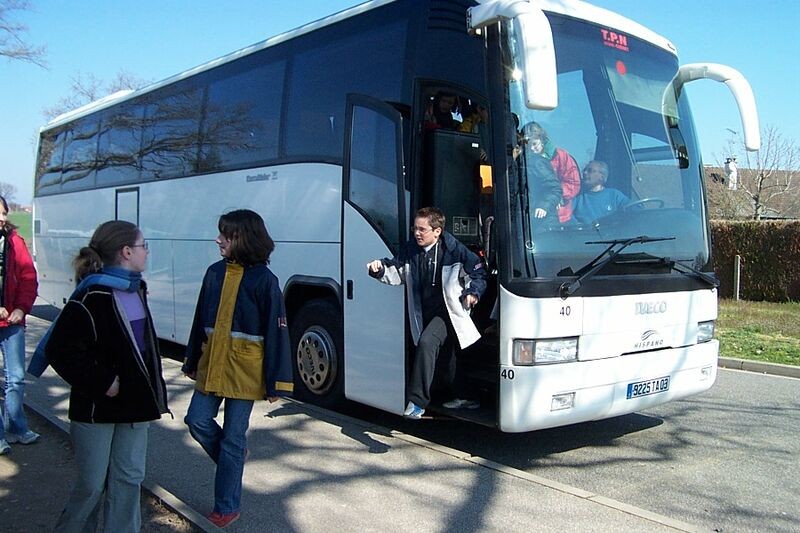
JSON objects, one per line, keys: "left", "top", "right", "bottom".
{"left": 459, "top": 101, "right": 490, "bottom": 162}
{"left": 518, "top": 127, "right": 562, "bottom": 225}
{"left": 522, "top": 122, "right": 581, "bottom": 224}
{"left": 424, "top": 91, "right": 461, "bottom": 130}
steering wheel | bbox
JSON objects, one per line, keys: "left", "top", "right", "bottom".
{"left": 624, "top": 197, "right": 665, "bottom": 210}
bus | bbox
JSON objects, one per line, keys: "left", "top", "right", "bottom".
{"left": 32, "top": 0, "right": 759, "bottom": 432}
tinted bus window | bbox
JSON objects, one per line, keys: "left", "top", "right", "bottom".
{"left": 285, "top": 22, "right": 406, "bottom": 160}
{"left": 140, "top": 84, "right": 204, "bottom": 180}
{"left": 200, "top": 58, "right": 286, "bottom": 172}
{"left": 35, "top": 127, "right": 66, "bottom": 196}
{"left": 349, "top": 105, "right": 402, "bottom": 248}
{"left": 60, "top": 118, "right": 99, "bottom": 192}
{"left": 96, "top": 104, "right": 145, "bottom": 187}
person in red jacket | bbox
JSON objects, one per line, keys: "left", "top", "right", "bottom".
{"left": 523, "top": 122, "right": 581, "bottom": 223}
{"left": 0, "top": 196, "right": 39, "bottom": 455}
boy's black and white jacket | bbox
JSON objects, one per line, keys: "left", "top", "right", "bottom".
{"left": 46, "top": 283, "right": 169, "bottom": 423}
{"left": 369, "top": 231, "right": 487, "bottom": 348}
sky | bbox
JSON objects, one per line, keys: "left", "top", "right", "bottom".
{"left": 1, "top": 0, "right": 798, "bottom": 204}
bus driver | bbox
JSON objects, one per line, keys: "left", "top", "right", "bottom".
{"left": 572, "top": 160, "right": 630, "bottom": 224}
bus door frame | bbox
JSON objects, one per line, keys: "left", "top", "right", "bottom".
{"left": 342, "top": 94, "right": 408, "bottom": 414}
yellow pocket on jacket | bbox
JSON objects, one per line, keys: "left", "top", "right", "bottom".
{"left": 226, "top": 336, "right": 266, "bottom": 399}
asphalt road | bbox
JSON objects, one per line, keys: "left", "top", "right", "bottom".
{"left": 348, "top": 369, "right": 800, "bottom": 533}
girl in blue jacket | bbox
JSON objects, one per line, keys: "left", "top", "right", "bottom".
{"left": 183, "top": 209, "right": 292, "bottom": 528}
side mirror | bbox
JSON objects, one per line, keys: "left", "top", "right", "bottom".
{"left": 513, "top": 9, "right": 558, "bottom": 110}
{"left": 468, "top": 1, "right": 558, "bottom": 110}
{"left": 664, "top": 63, "right": 760, "bottom": 151}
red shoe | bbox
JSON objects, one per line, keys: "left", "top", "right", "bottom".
{"left": 207, "top": 511, "right": 241, "bottom": 528}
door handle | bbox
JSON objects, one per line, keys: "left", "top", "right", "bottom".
{"left": 346, "top": 280, "right": 354, "bottom": 300}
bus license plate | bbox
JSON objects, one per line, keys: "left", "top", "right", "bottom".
{"left": 626, "top": 376, "right": 670, "bottom": 399}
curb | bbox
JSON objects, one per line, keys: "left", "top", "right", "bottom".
{"left": 718, "top": 357, "right": 800, "bottom": 379}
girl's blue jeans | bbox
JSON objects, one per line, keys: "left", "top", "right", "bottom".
{"left": 185, "top": 390, "right": 254, "bottom": 514}
{"left": 1, "top": 325, "right": 30, "bottom": 438}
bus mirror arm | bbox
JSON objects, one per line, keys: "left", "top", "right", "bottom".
{"left": 666, "top": 63, "right": 760, "bottom": 151}
{"left": 468, "top": 0, "right": 558, "bottom": 110}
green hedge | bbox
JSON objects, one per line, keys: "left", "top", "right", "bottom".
{"left": 711, "top": 220, "right": 800, "bottom": 302}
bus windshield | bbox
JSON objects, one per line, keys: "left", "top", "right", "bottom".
{"left": 502, "top": 15, "right": 707, "bottom": 280}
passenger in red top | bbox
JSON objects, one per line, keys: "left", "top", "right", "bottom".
{"left": 523, "top": 122, "right": 581, "bottom": 223}
{"left": 0, "top": 195, "right": 39, "bottom": 455}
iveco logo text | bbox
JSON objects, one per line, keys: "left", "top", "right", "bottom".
{"left": 635, "top": 301, "right": 667, "bottom": 315}
{"left": 634, "top": 330, "right": 664, "bottom": 349}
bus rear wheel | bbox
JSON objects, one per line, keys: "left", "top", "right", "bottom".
{"left": 290, "top": 299, "right": 344, "bottom": 407}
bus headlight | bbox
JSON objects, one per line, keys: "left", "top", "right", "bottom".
{"left": 513, "top": 338, "right": 578, "bottom": 365}
{"left": 697, "top": 320, "right": 715, "bottom": 343}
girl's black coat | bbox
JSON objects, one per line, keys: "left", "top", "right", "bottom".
{"left": 46, "top": 284, "right": 169, "bottom": 423}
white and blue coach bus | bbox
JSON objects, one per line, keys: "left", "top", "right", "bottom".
{"left": 32, "top": 0, "right": 759, "bottom": 432}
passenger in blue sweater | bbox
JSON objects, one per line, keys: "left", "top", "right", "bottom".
{"left": 572, "top": 160, "right": 630, "bottom": 225}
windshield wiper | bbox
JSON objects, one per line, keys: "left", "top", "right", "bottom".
{"left": 669, "top": 259, "right": 719, "bottom": 287}
{"left": 559, "top": 235, "right": 675, "bottom": 298}
{"left": 614, "top": 253, "right": 720, "bottom": 288}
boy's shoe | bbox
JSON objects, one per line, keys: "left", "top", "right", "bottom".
{"left": 6, "top": 430, "right": 40, "bottom": 445}
{"left": 207, "top": 511, "right": 241, "bottom": 528}
{"left": 403, "top": 401, "right": 425, "bottom": 420}
{"left": 443, "top": 398, "right": 481, "bottom": 410}
{"left": 0, "top": 439, "right": 10, "bottom": 455}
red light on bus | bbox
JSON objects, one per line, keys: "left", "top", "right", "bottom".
{"left": 616, "top": 60, "right": 627, "bottom": 76}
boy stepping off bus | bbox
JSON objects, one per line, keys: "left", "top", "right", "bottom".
{"left": 367, "top": 207, "right": 486, "bottom": 419}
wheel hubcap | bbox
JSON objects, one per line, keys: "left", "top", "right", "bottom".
{"left": 296, "top": 327, "right": 337, "bottom": 395}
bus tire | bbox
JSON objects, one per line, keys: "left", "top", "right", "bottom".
{"left": 290, "top": 299, "right": 345, "bottom": 407}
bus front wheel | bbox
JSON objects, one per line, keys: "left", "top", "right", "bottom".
{"left": 290, "top": 299, "right": 345, "bottom": 406}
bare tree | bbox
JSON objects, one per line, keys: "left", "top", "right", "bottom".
{"left": 0, "top": 181, "right": 17, "bottom": 201}
{"left": 705, "top": 170, "right": 751, "bottom": 220}
{"left": 42, "top": 70, "right": 151, "bottom": 121}
{"left": 0, "top": 0, "right": 46, "bottom": 67}
{"left": 715, "top": 126, "right": 800, "bottom": 220}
